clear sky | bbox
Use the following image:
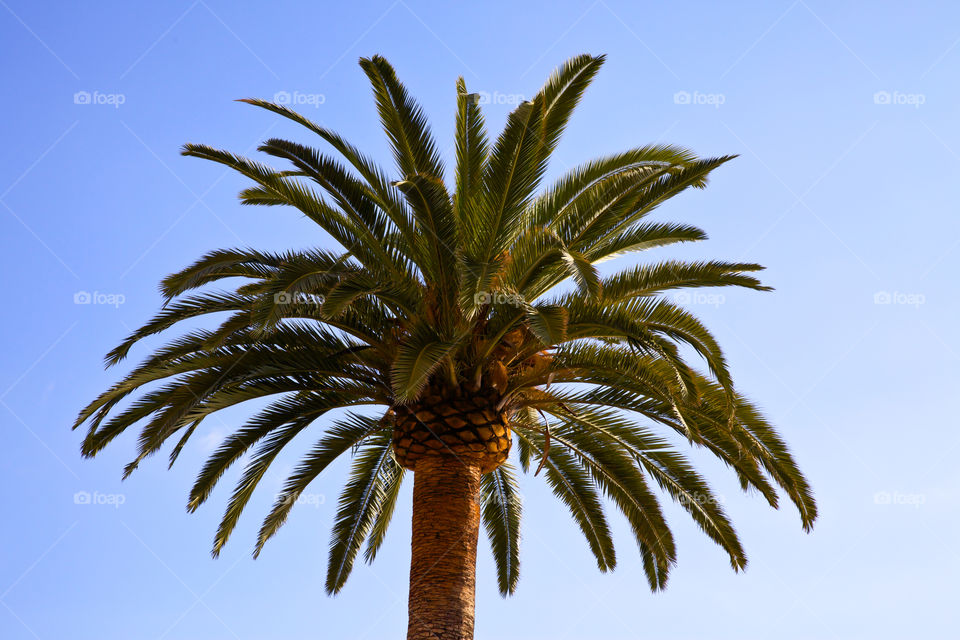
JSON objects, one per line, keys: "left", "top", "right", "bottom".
{"left": 2, "top": 1, "right": 958, "bottom": 638}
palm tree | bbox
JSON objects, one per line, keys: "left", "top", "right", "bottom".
{"left": 75, "top": 54, "right": 816, "bottom": 640}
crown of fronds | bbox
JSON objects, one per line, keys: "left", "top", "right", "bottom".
{"left": 75, "top": 54, "right": 815, "bottom": 597}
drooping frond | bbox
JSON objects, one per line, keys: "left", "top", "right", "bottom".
{"left": 479, "top": 463, "right": 522, "bottom": 596}
{"left": 363, "top": 450, "right": 406, "bottom": 564}
{"left": 326, "top": 429, "right": 396, "bottom": 594}
{"left": 254, "top": 413, "right": 386, "bottom": 558}
{"left": 512, "top": 425, "right": 616, "bottom": 572}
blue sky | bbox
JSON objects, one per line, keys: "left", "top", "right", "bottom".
{"left": 2, "top": 1, "right": 958, "bottom": 638}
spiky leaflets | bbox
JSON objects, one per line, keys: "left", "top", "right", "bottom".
{"left": 75, "top": 53, "right": 815, "bottom": 597}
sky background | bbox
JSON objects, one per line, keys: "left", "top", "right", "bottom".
{"left": 2, "top": 1, "right": 958, "bottom": 638}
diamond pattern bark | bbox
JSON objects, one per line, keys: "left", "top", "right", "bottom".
{"left": 392, "top": 385, "right": 511, "bottom": 474}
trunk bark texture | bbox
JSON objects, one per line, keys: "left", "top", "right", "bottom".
{"left": 406, "top": 455, "right": 482, "bottom": 640}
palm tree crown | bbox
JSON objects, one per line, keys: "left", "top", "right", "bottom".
{"left": 75, "top": 54, "right": 816, "bottom": 599}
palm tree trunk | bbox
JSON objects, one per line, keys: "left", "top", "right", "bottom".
{"left": 407, "top": 455, "right": 482, "bottom": 640}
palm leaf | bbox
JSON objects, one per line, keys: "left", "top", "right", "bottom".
{"left": 254, "top": 413, "right": 384, "bottom": 557}
{"left": 479, "top": 463, "right": 523, "bottom": 595}
{"left": 359, "top": 55, "right": 445, "bottom": 180}
{"left": 326, "top": 430, "right": 394, "bottom": 594}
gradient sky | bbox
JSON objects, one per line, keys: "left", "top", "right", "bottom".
{"left": 2, "top": 2, "right": 958, "bottom": 639}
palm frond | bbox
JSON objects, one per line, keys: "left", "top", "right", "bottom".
{"left": 454, "top": 78, "right": 489, "bottom": 226}
{"left": 512, "top": 426, "right": 616, "bottom": 572}
{"left": 254, "top": 413, "right": 385, "bottom": 558}
{"left": 363, "top": 452, "right": 406, "bottom": 563}
{"left": 326, "top": 430, "right": 395, "bottom": 594}
{"left": 479, "top": 463, "right": 522, "bottom": 596}
{"left": 359, "top": 55, "right": 445, "bottom": 180}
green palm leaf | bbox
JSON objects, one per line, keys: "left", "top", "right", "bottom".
{"left": 479, "top": 463, "right": 522, "bottom": 596}
{"left": 326, "top": 430, "right": 395, "bottom": 594}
